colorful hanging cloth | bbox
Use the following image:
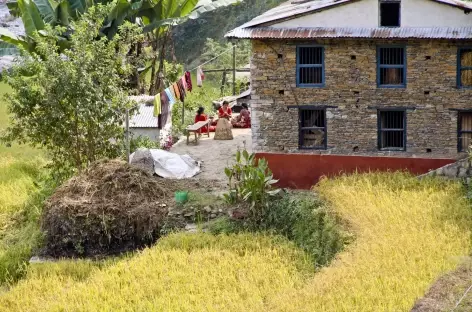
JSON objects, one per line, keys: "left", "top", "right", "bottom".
{"left": 177, "top": 79, "right": 186, "bottom": 102}
{"left": 181, "top": 76, "right": 188, "bottom": 91}
{"left": 197, "top": 66, "right": 204, "bottom": 87}
{"left": 164, "top": 88, "right": 176, "bottom": 104}
{"left": 185, "top": 71, "right": 193, "bottom": 92}
{"left": 153, "top": 93, "right": 161, "bottom": 117}
{"left": 172, "top": 83, "right": 181, "bottom": 102}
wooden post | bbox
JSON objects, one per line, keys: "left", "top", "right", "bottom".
{"left": 182, "top": 99, "right": 185, "bottom": 125}
{"left": 125, "top": 109, "right": 130, "bottom": 163}
{"left": 232, "top": 43, "right": 236, "bottom": 96}
{"left": 221, "top": 68, "right": 227, "bottom": 97}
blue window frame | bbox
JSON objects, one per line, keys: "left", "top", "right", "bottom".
{"left": 298, "top": 107, "right": 327, "bottom": 150}
{"left": 377, "top": 109, "right": 406, "bottom": 151}
{"left": 377, "top": 46, "right": 406, "bottom": 88}
{"left": 296, "top": 46, "right": 325, "bottom": 87}
{"left": 457, "top": 48, "right": 472, "bottom": 88}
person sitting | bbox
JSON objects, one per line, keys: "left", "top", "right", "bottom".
{"left": 218, "top": 101, "right": 232, "bottom": 120}
{"left": 214, "top": 101, "right": 233, "bottom": 140}
{"left": 232, "top": 103, "right": 251, "bottom": 128}
{"left": 194, "top": 107, "right": 215, "bottom": 133}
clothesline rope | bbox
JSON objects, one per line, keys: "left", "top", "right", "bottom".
{"left": 187, "top": 44, "right": 237, "bottom": 73}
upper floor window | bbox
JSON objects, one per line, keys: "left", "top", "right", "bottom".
{"left": 458, "top": 48, "right": 472, "bottom": 88}
{"left": 299, "top": 107, "right": 327, "bottom": 149}
{"left": 377, "top": 46, "right": 406, "bottom": 88}
{"left": 296, "top": 46, "right": 324, "bottom": 87}
{"left": 380, "top": 0, "right": 400, "bottom": 27}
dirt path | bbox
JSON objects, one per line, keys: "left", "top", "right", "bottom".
{"left": 171, "top": 129, "right": 252, "bottom": 186}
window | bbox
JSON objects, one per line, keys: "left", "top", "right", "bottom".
{"left": 296, "top": 46, "right": 324, "bottom": 87}
{"left": 458, "top": 48, "right": 472, "bottom": 88}
{"left": 379, "top": 0, "right": 401, "bottom": 27}
{"left": 378, "top": 110, "right": 406, "bottom": 151}
{"left": 458, "top": 112, "right": 472, "bottom": 152}
{"left": 299, "top": 108, "right": 327, "bottom": 149}
{"left": 377, "top": 47, "right": 406, "bottom": 87}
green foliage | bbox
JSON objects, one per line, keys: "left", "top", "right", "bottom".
{"left": 129, "top": 135, "right": 160, "bottom": 152}
{"left": 171, "top": 81, "right": 220, "bottom": 135}
{"left": 1, "top": 6, "right": 142, "bottom": 178}
{"left": 210, "top": 194, "right": 349, "bottom": 269}
{"left": 224, "top": 150, "right": 280, "bottom": 223}
{"left": 173, "top": 0, "right": 285, "bottom": 65}
{"left": 200, "top": 38, "right": 251, "bottom": 70}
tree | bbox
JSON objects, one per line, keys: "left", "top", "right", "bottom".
{"left": 1, "top": 5, "right": 142, "bottom": 178}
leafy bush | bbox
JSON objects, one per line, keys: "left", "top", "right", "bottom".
{"left": 224, "top": 150, "right": 280, "bottom": 224}
{"left": 1, "top": 6, "right": 142, "bottom": 178}
{"left": 211, "top": 195, "right": 349, "bottom": 268}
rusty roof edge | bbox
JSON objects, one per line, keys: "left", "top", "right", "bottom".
{"left": 226, "top": 27, "right": 472, "bottom": 40}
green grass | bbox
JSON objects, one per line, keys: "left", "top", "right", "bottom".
{"left": 0, "top": 174, "right": 470, "bottom": 311}
{"left": 0, "top": 82, "right": 46, "bottom": 285}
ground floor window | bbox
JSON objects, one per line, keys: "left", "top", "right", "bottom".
{"left": 299, "top": 108, "right": 327, "bottom": 149}
{"left": 458, "top": 112, "right": 472, "bottom": 152}
{"left": 378, "top": 110, "right": 406, "bottom": 151}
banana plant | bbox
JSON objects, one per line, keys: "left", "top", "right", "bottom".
{"left": 0, "top": 0, "right": 88, "bottom": 56}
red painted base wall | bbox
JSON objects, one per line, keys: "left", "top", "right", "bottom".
{"left": 256, "top": 153, "right": 456, "bottom": 189}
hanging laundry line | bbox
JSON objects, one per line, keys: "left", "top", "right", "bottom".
{"left": 186, "top": 44, "right": 237, "bottom": 73}
{"left": 151, "top": 42, "right": 240, "bottom": 132}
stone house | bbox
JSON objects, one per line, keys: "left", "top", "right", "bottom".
{"left": 227, "top": 0, "right": 472, "bottom": 159}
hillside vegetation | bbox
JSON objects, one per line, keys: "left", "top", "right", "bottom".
{"left": 0, "top": 173, "right": 470, "bottom": 311}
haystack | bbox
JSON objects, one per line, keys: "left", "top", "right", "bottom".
{"left": 42, "top": 159, "right": 171, "bottom": 257}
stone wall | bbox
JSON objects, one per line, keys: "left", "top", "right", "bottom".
{"left": 249, "top": 39, "right": 472, "bottom": 158}
{"left": 420, "top": 158, "right": 472, "bottom": 179}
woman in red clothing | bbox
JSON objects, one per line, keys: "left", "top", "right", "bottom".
{"left": 218, "top": 101, "right": 232, "bottom": 120}
{"left": 194, "top": 107, "right": 215, "bottom": 133}
{"left": 232, "top": 103, "right": 251, "bottom": 128}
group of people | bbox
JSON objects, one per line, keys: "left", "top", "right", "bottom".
{"left": 194, "top": 101, "right": 251, "bottom": 136}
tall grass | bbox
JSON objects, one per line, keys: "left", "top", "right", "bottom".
{"left": 0, "top": 157, "right": 47, "bottom": 285}
{"left": 0, "top": 173, "right": 470, "bottom": 311}
{"left": 0, "top": 233, "right": 310, "bottom": 311}
{"left": 269, "top": 173, "right": 472, "bottom": 311}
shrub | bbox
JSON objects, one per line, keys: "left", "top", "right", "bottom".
{"left": 211, "top": 195, "right": 349, "bottom": 268}
{"left": 224, "top": 150, "right": 280, "bottom": 224}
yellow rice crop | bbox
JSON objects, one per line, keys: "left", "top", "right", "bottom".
{"left": 0, "top": 173, "right": 471, "bottom": 311}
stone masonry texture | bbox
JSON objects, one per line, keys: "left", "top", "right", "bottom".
{"left": 249, "top": 39, "right": 472, "bottom": 159}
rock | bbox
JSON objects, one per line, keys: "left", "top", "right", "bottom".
{"left": 458, "top": 167, "right": 468, "bottom": 178}
{"left": 210, "top": 214, "right": 217, "bottom": 219}
{"left": 203, "top": 206, "right": 212, "bottom": 213}
{"left": 184, "top": 212, "right": 195, "bottom": 218}
{"left": 185, "top": 224, "right": 198, "bottom": 233}
{"left": 29, "top": 256, "right": 54, "bottom": 264}
{"left": 218, "top": 209, "right": 223, "bottom": 213}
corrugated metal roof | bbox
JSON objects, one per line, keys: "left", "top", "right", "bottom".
{"left": 129, "top": 104, "right": 158, "bottom": 128}
{"left": 232, "top": 0, "right": 472, "bottom": 30}
{"left": 226, "top": 27, "right": 472, "bottom": 39}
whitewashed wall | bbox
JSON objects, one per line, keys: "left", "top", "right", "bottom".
{"left": 271, "top": 0, "right": 472, "bottom": 28}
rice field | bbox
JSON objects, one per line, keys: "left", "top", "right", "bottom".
{"left": 0, "top": 173, "right": 470, "bottom": 311}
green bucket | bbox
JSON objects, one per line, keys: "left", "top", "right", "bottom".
{"left": 175, "top": 191, "right": 188, "bottom": 204}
